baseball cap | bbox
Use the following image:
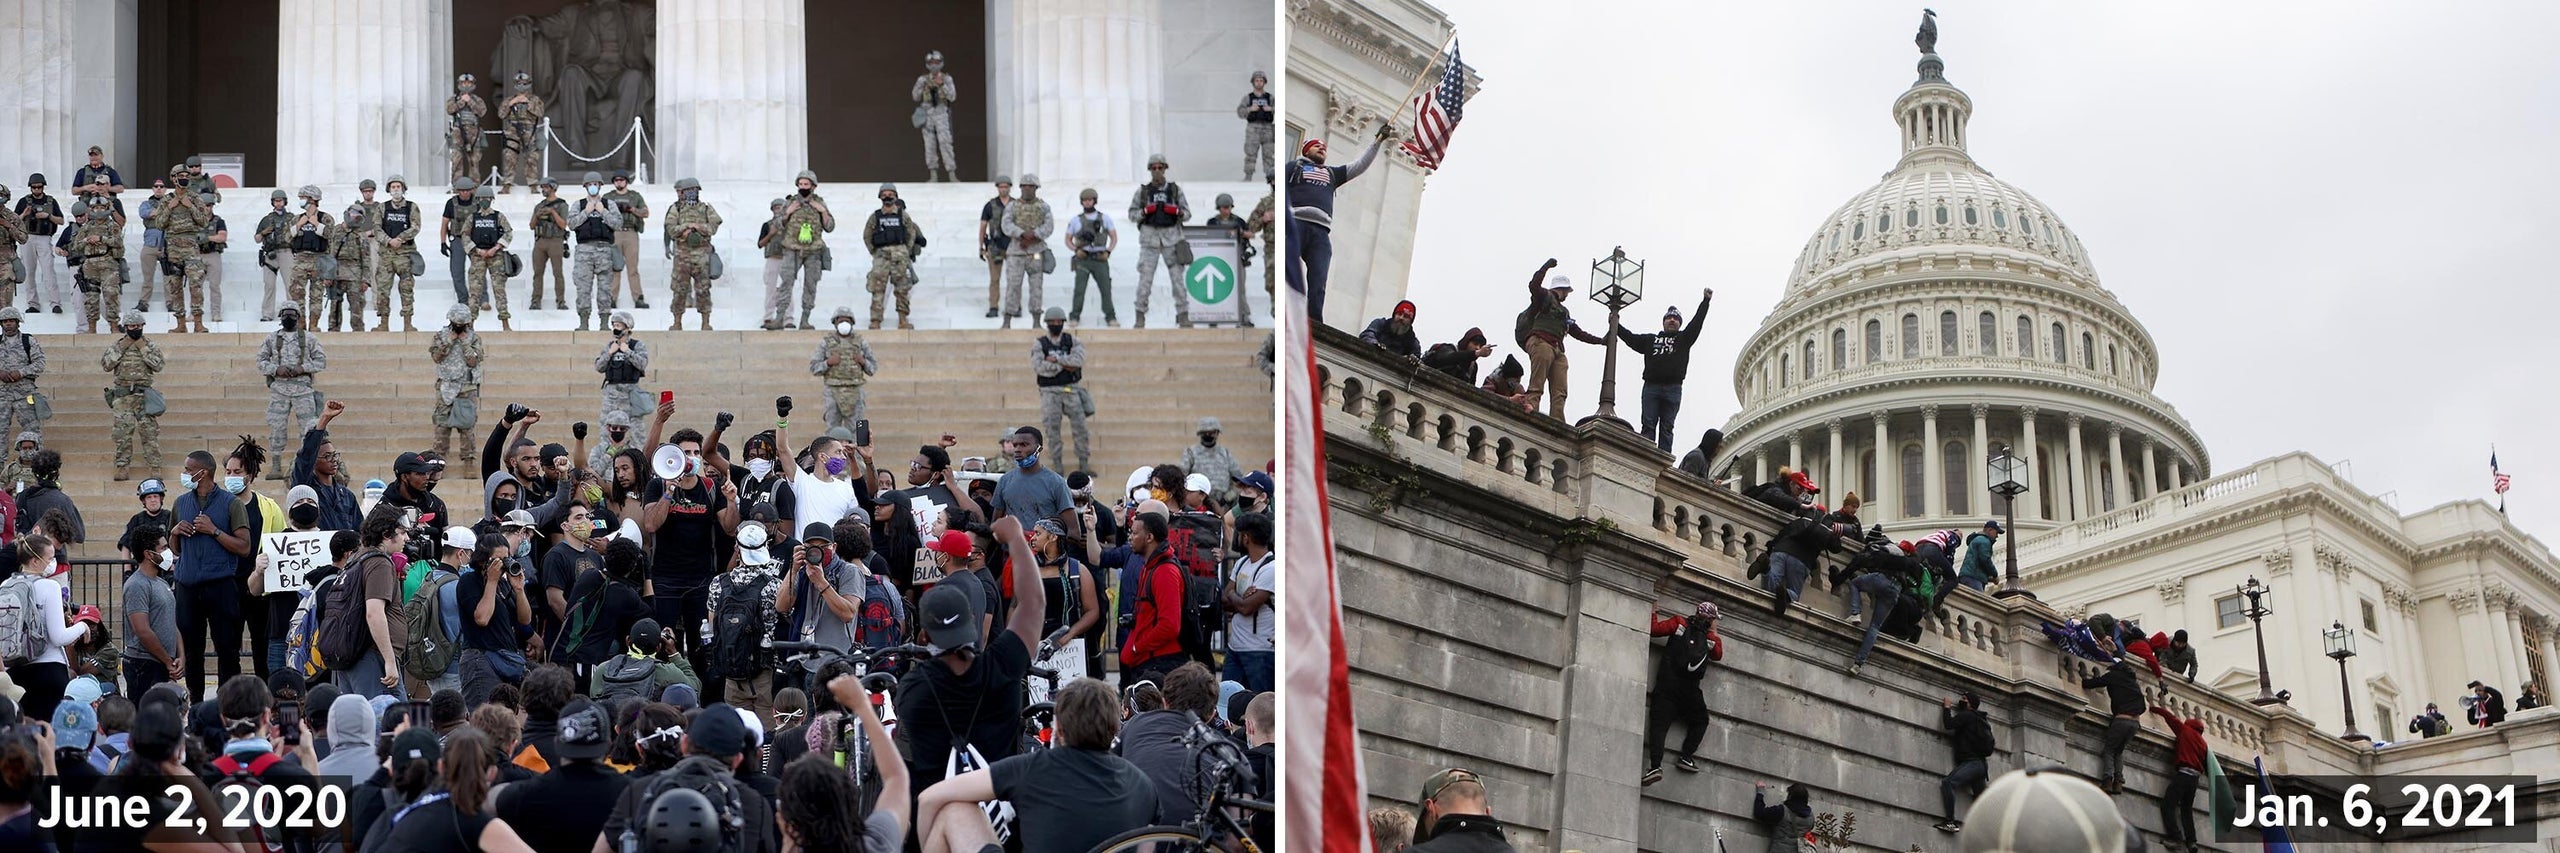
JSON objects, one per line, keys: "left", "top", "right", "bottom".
{"left": 918, "top": 584, "right": 984, "bottom": 652}
{"left": 1984, "top": 519, "right": 2004, "bottom": 533}
{"left": 287, "top": 485, "right": 319, "bottom": 507}
{"left": 53, "top": 700, "right": 99, "bottom": 750}
{"left": 64, "top": 674, "right": 104, "bottom": 707}
{"left": 1234, "top": 471, "right": 1274, "bottom": 495}
{"left": 1787, "top": 469, "right": 1821, "bottom": 494}
{"left": 556, "top": 699, "right": 612, "bottom": 761}
{"left": 629, "top": 618, "right": 663, "bottom": 653}
{"left": 393, "top": 452, "right": 430, "bottom": 475}
{"left": 661, "top": 683, "right": 700, "bottom": 711}
{"left": 927, "top": 530, "right": 973, "bottom": 558}
{"left": 687, "top": 702, "right": 750, "bottom": 757}
{"left": 443, "top": 526, "right": 476, "bottom": 552}
{"left": 1960, "top": 767, "right": 2135, "bottom": 853}
{"left": 1412, "top": 768, "right": 1486, "bottom": 844}
{"left": 499, "top": 509, "right": 536, "bottom": 530}
{"left": 389, "top": 727, "right": 442, "bottom": 772}
{"left": 1184, "top": 473, "right": 1213, "bottom": 494}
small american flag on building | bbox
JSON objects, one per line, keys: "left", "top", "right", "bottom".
{"left": 2493, "top": 451, "right": 2511, "bottom": 495}
{"left": 1401, "top": 41, "right": 1467, "bottom": 170}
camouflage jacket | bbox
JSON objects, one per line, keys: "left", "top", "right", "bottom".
{"left": 0, "top": 332, "right": 45, "bottom": 390}
{"left": 912, "top": 73, "right": 957, "bottom": 108}
{"left": 0, "top": 208, "right": 22, "bottom": 254}
{"left": 100, "top": 337, "right": 164, "bottom": 387}
{"left": 326, "top": 221, "right": 368, "bottom": 266}
{"left": 254, "top": 210, "right": 293, "bottom": 251}
{"left": 498, "top": 93, "right": 544, "bottom": 131}
{"left": 430, "top": 329, "right": 484, "bottom": 398}
{"left": 531, "top": 198, "right": 571, "bottom": 240}
{"left": 663, "top": 200, "right": 721, "bottom": 250}
{"left": 257, "top": 329, "right": 326, "bottom": 392}
{"left": 809, "top": 333, "right": 878, "bottom": 387}
{"left": 70, "top": 216, "right": 123, "bottom": 264}
{"left": 603, "top": 188, "right": 647, "bottom": 234}
{"left": 446, "top": 93, "right": 487, "bottom": 130}
{"left": 777, "top": 194, "right": 833, "bottom": 251}
{"left": 1000, "top": 198, "right": 1052, "bottom": 255}
{"left": 145, "top": 190, "right": 212, "bottom": 239}
{"left": 1250, "top": 194, "right": 1277, "bottom": 252}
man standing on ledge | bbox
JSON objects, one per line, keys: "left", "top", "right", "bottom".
{"left": 1610, "top": 288, "right": 1713, "bottom": 451}
{"left": 1286, "top": 127, "right": 1390, "bottom": 328}
{"left": 1516, "top": 259, "right": 1608, "bottom": 421}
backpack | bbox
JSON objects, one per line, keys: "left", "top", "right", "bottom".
{"left": 1139, "top": 558, "right": 1215, "bottom": 667}
{"left": 316, "top": 550, "right": 391, "bottom": 671}
{"left": 1513, "top": 305, "right": 1536, "bottom": 349}
{"left": 621, "top": 756, "right": 751, "bottom": 853}
{"left": 210, "top": 752, "right": 289, "bottom": 852}
{"left": 0, "top": 573, "right": 43, "bottom": 667}
{"left": 555, "top": 580, "right": 611, "bottom": 667}
{"left": 402, "top": 565, "right": 461, "bottom": 682}
{"left": 284, "top": 571, "right": 342, "bottom": 680}
{"left": 595, "top": 654, "right": 660, "bottom": 705}
{"left": 709, "top": 573, "right": 776, "bottom": 682}
{"left": 1670, "top": 625, "right": 1716, "bottom": 675}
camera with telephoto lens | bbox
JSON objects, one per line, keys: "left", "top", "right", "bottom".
{"left": 398, "top": 508, "right": 440, "bottom": 565}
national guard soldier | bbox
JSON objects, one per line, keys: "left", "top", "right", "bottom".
{"left": 1127, "top": 155, "right": 1193, "bottom": 328}
{"left": 1205, "top": 193, "right": 1254, "bottom": 327}
{"left": 757, "top": 197, "right": 794, "bottom": 330}
{"left": 254, "top": 189, "right": 292, "bottom": 321}
{"left": 809, "top": 307, "right": 878, "bottom": 430}
{"left": 146, "top": 164, "right": 212, "bottom": 334}
{"left": 497, "top": 72, "right": 545, "bottom": 193}
{"left": 196, "top": 191, "right": 229, "bottom": 323}
{"left": 440, "top": 178, "right": 479, "bottom": 302}
{"left": 103, "top": 309, "right": 164, "bottom": 480}
{"left": 0, "top": 185, "right": 24, "bottom": 311}
{"left": 430, "top": 304, "right": 485, "bottom": 466}
{"left": 663, "top": 177, "right": 721, "bottom": 331}
{"left": 350, "top": 179, "right": 385, "bottom": 319}
{"left": 1065, "top": 187, "right": 1120, "bottom": 328}
{"left": 569, "top": 172, "right": 624, "bottom": 331}
{"left": 1033, "top": 306, "right": 1091, "bottom": 473}
{"left": 69, "top": 200, "right": 127, "bottom": 335}
{"left": 461, "top": 190, "right": 515, "bottom": 331}
{"left": 862, "top": 183, "right": 921, "bottom": 330}
{"left": 999, "top": 174, "right": 1053, "bottom": 330}
{"left": 913, "top": 51, "right": 960, "bottom": 182}
{"left": 602, "top": 170, "right": 649, "bottom": 309}
{"left": 375, "top": 176, "right": 425, "bottom": 331}
{"left": 447, "top": 73, "right": 489, "bottom": 183}
{"left": 0, "top": 306, "right": 47, "bottom": 442}
{"left": 529, "top": 177, "right": 570, "bottom": 312}
{"left": 595, "top": 310, "right": 651, "bottom": 426}
{"left": 1250, "top": 192, "right": 1277, "bottom": 301}
{"left": 588, "top": 408, "right": 633, "bottom": 472}
{"left": 258, "top": 305, "right": 326, "bottom": 476}
{"left": 323, "top": 202, "right": 373, "bottom": 331}
{"left": 1239, "top": 71, "right": 1276, "bottom": 181}
{"left": 777, "top": 171, "right": 835, "bottom": 324}
{"left": 284, "top": 186, "right": 334, "bottom": 320}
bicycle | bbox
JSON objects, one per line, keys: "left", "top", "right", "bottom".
{"left": 1086, "top": 719, "right": 1272, "bottom": 853}
{"left": 769, "top": 640, "right": 931, "bottom": 807}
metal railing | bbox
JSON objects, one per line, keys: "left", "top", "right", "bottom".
{"left": 62, "top": 557, "right": 264, "bottom": 679}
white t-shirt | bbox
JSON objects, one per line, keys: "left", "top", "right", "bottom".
{"left": 792, "top": 469, "right": 860, "bottom": 538}
{"left": 1226, "top": 553, "right": 1275, "bottom": 653}
{"left": 25, "top": 576, "right": 87, "bottom": 665}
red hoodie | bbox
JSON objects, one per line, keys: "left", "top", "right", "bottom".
{"left": 2151, "top": 707, "right": 2207, "bottom": 771}
{"left": 2124, "top": 632, "right": 2164, "bottom": 678}
{"left": 1121, "top": 547, "right": 1187, "bottom": 667}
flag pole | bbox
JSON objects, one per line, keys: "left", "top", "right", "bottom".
{"left": 1384, "top": 29, "right": 1459, "bottom": 134}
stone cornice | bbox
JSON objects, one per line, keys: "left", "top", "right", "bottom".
{"left": 1288, "top": 0, "right": 1474, "bottom": 101}
{"left": 1717, "top": 368, "right": 2209, "bottom": 476}
{"left": 2023, "top": 487, "right": 2425, "bottom": 583}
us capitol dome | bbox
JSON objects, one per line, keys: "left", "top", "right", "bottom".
{"left": 1715, "top": 39, "right": 2208, "bottom": 534}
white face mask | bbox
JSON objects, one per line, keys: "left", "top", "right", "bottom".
{"left": 746, "top": 458, "right": 774, "bottom": 479}
{"left": 158, "top": 549, "right": 175, "bottom": 568}
{"left": 835, "top": 321, "right": 854, "bottom": 336}
{"left": 390, "top": 191, "right": 404, "bottom": 201}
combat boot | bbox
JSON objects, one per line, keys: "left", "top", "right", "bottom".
{"left": 501, "top": 315, "right": 513, "bottom": 332}
{"left": 403, "top": 314, "right": 416, "bottom": 333}
{"left": 578, "top": 314, "right": 592, "bottom": 332}
{"left": 192, "top": 317, "right": 207, "bottom": 334}
{"left": 898, "top": 314, "right": 915, "bottom": 331}
{"left": 115, "top": 466, "right": 130, "bottom": 482}
{"left": 1176, "top": 312, "right": 1192, "bottom": 330}
{"left": 669, "top": 313, "right": 684, "bottom": 331}
{"left": 1134, "top": 311, "right": 1147, "bottom": 330}
{"left": 798, "top": 307, "right": 814, "bottom": 330}
{"left": 349, "top": 314, "right": 367, "bottom": 333}
{"left": 697, "top": 311, "right": 712, "bottom": 331}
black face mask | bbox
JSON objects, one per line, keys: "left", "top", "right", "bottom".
{"left": 280, "top": 317, "right": 300, "bottom": 331}
{"left": 798, "top": 187, "right": 813, "bottom": 197}
{"left": 453, "top": 323, "right": 469, "bottom": 333}
{"left": 124, "top": 328, "right": 143, "bottom": 340}
{"left": 289, "top": 504, "right": 320, "bottom": 527}
{"left": 1045, "top": 323, "right": 1065, "bottom": 336}
{"left": 1200, "top": 435, "right": 1218, "bottom": 447}
{"left": 607, "top": 427, "right": 627, "bottom": 443}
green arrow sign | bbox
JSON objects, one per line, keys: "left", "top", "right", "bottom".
{"left": 1185, "top": 256, "right": 1235, "bottom": 304}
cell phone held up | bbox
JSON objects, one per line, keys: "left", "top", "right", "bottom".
{"left": 855, "top": 418, "right": 871, "bottom": 448}
{"left": 277, "top": 703, "right": 301, "bottom": 745}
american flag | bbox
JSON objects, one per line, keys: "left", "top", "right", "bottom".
{"left": 1284, "top": 217, "right": 1372, "bottom": 852}
{"left": 2493, "top": 451, "right": 2511, "bottom": 495}
{"left": 1401, "top": 41, "right": 1467, "bottom": 170}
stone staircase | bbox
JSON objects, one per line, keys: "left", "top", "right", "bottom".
{"left": 40, "top": 326, "right": 1274, "bottom": 554}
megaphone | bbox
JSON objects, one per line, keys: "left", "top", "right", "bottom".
{"left": 652, "top": 444, "right": 689, "bottom": 480}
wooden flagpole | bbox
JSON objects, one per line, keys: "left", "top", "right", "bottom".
{"left": 1383, "top": 29, "right": 1459, "bottom": 135}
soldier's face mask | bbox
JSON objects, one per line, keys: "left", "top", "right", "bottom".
{"left": 585, "top": 184, "right": 602, "bottom": 196}
{"left": 389, "top": 187, "right": 405, "bottom": 200}
{"left": 515, "top": 82, "right": 531, "bottom": 92}
{"left": 835, "top": 321, "right": 855, "bottom": 336}
{"left": 607, "top": 426, "right": 627, "bottom": 443}
{"left": 680, "top": 189, "right": 698, "bottom": 202}
{"left": 124, "top": 326, "right": 142, "bottom": 340}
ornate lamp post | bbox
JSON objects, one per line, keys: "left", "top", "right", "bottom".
{"left": 1576, "top": 247, "right": 1643, "bottom": 430}
{"left": 1987, "top": 445, "right": 2034, "bottom": 600}
{"left": 2240, "top": 577, "right": 2283, "bottom": 705}
{"left": 2325, "top": 620, "right": 2369, "bottom": 741}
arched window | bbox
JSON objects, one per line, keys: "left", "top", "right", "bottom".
{"left": 1860, "top": 450, "right": 1877, "bottom": 503}
{"left": 1963, "top": 205, "right": 1979, "bottom": 226}
{"left": 1878, "top": 212, "right": 1892, "bottom": 234}
{"left": 1940, "top": 311, "right": 1958, "bottom": 356}
{"left": 1826, "top": 228, "right": 1840, "bottom": 253}
{"left": 1832, "top": 328, "right": 1847, "bottom": 370}
{"left": 1865, "top": 319, "right": 1882, "bottom": 363}
{"left": 1901, "top": 445, "right": 1925, "bottom": 519}
{"left": 1901, "top": 314, "right": 1920, "bottom": 359}
{"left": 2081, "top": 332, "right": 2095, "bottom": 369}
{"left": 1802, "top": 341, "right": 1815, "bottom": 380}
{"left": 2108, "top": 344, "right": 2119, "bottom": 375}
{"left": 2022, "top": 214, "right": 2038, "bottom": 238}
{"left": 2050, "top": 322, "right": 2068, "bottom": 364}
{"left": 1993, "top": 207, "right": 2009, "bottom": 229}
{"left": 1934, "top": 205, "right": 1949, "bottom": 225}
{"left": 1780, "top": 353, "right": 1790, "bottom": 388}
{"left": 1944, "top": 440, "right": 1970, "bottom": 515}
{"left": 1978, "top": 311, "right": 1997, "bottom": 356}
{"left": 2017, "top": 316, "right": 2034, "bottom": 359}
{"left": 1852, "top": 220, "right": 1865, "bottom": 241}
{"left": 1906, "top": 207, "right": 1920, "bottom": 228}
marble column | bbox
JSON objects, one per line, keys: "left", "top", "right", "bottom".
{"left": 2170, "top": 459, "right": 2186, "bottom": 491}
{"left": 1971, "top": 403, "right": 1989, "bottom": 517}
{"left": 2140, "top": 438, "right": 2158, "bottom": 500}
{"left": 71, "top": 0, "right": 136, "bottom": 169}
{"left": 1754, "top": 449, "right": 1768, "bottom": 486}
{"left": 656, "top": 0, "right": 809, "bottom": 182}
{"left": 2487, "top": 593, "right": 2521, "bottom": 692}
{"left": 2019, "top": 407, "right": 2042, "bottom": 522}
{"left": 2064, "top": 414, "right": 2087, "bottom": 521}
{"left": 1788, "top": 432, "right": 1802, "bottom": 473}
{"left": 989, "top": 0, "right": 1166, "bottom": 183}
{"left": 1872, "top": 412, "right": 1893, "bottom": 520}
{"left": 1, "top": 0, "right": 79, "bottom": 189}
{"left": 1826, "top": 419, "right": 1844, "bottom": 505}
{"left": 1922, "top": 404, "right": 1943, "bottom": 518}
{"left": 2106, "top": 424, "right": 2127, "bottom": 513}
{"left": 275, "top": 0, "right": 448, "bottom": 187}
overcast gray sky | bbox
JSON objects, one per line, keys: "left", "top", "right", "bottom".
{"left": 1394, "top": 0, "right": 2560, "bottom": 540}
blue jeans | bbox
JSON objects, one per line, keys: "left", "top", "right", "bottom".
{"left": 1762, "top": 552, "right": 1810, "bottom": 603}
{"left": 1956, "top": 574, "right": 1987, "bottom": 591}
{"left": 1288, "top": 219, "right": 1333, "bottom": 326}
{"left": 331, "top": 650, "right": 403, "bottom": 700}
{"left": 265, "top": 639, "right": 288, "bottom": 676}
{"left": 1847, "top": 573, "right": 1899, "bottom": 666}
{"left": 1942, "top": 758, "right": 1988, "bottom": 820}
{"left": 1638, "top": 384, "right": 1682, "bottom": 452}
{"left": 1222, "top": 650, "right": 1275, "bottom": 693}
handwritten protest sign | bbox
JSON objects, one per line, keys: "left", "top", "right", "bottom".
{"left": 261, "top": 530, "right": 334, "bottom": 594}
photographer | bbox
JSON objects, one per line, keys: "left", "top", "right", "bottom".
{"left": 2408, "top": 703, "right": 2450, "bottom": 738}
{"left": 382, "top": 451, "right": 450, "bottom": 547}
{"left": 457, "top": 533, "right": 533, "bottom": 707}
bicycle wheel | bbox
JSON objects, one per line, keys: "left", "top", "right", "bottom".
{"left": 1086, "top": 825, "right": 1211, "bottom": 853}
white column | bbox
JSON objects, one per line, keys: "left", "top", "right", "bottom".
{"left": 1788, "top": 432, "right": 1802, "bottom": 473}
{"left": 2140, "top": 438, "right": 2158, "bottom": 500}
{"left": 1754, "top": 449, "right": 1768, "bottom": 486}
{"left": 992, "top": 0, "right": 1165, "bottom": 183}
{"left": 2106, "top": 424, "right": 2127, "bottom": 512}
{"left": 2489, "top": 595, "right": 2522, "bottom": 692}
{"left": 2170, "top": 458, "right": 2187, "bottom": 490}
{"left": 0, "top": 0, "right": 79, "bottom": 189}
{"left": 1872, "top": 411, "right": 1894, "bottom": 520}
{"left": 1826, "top": 419, "right": 1844, "bottom": 508}
{"left": 71, "top": 0, "right": 137, "bottom": 169}
{"left": 656, "top": 0, "right": 808, "bottom": 183}
{"left": 275, "top": 0, "right": 448, "bottom": 187}
{"left": 1922, "top": 404, "right": 1943, "bottom": 518}
{"left": 1971, "top": 403, "right": 1990, "bottom": 517}
{"left": 2019, "top": 406, "right": 2042, "bottom": 522}
{"left": 2065, "top": 413, "right": 2087, "bottom": 520}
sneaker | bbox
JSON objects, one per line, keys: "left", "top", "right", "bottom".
{"left": 1933, "top": 821, "right": 1963, "bottom": 833}
{"left": 1845, "top": 663, "right": 1862, "bottom": 676}
{"left": 1639, "top": 767, "right": 1663, "bottom": 787}
{"left": 1673, "top": 756, "right": 1700, "bottom": 773}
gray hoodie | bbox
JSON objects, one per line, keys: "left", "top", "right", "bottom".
{"left": 314, "top": 693, "right": 380, "bottom": 780}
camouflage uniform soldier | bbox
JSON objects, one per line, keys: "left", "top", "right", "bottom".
{"left": 776, "top": 171, "right": 835, "bottom": 326}
{"left": 283, "top": 186, "right": 335, "bottom": 320}
{"left": 1205, "top": 193, "right": 1254, "bottom": 327}
{"left": 195, "top": 191, "right": 229, "bottom": 323}
{"left": 662, "top": 177, "right": 721, "bottom": 330}
{"left": 1238, "top": 71, "right": 1275, "bottom": 181}
{"left": 145, "top": 166, "right": 212, "bottom": 333}
{"left": 1032, "top": 307, "right": 1091, "bottom": 472}
{"left": 998, "top": 174, "right": 1053, "bottom": 329}
{"left": 252, "top": 190, "right": 292, "bottom": 321}
{"left": 912, "top": 51, "right": 959, "bottom": 182}
{"left": 0, "top": 307, "right": 46, "bottom": 442}
{"left": 68, "top": 202, "right": 126, "bottom": 335}
{"left": 258, "top": 306, "right": 325, "bottom": 474}
{"left": 374, "top": 176, "right": 426, "bottom": 331}
{"left": 757, "top": 198, "right": 793, "bottom": 329}
{"left": 0, "top": 185, "right": 23, "bottom": 309}
{"left": 809, "top": 308, "right": 878, "bottom": 431}
{"left": 348, "top": 179, "right": 385, "bottom": 324}
{"left": 528, "top": 177, "right": 570, "bottom": 312}
{"left": 567, "top": 172, "right": 624, "bottom": 331}
{"left": 594, "top": 311, "right": 651, "bottom": 425}
{"left": 446, "top": 74, "right": 488, "bottom": 183}
{"left": 861, "top": 184, "right": 921, "bottom": 330}
{"left": 102, "top": 310, "right": 164, "bottom": 479}
{"left": 323, "top": 202, "right": 374, "bottom": 331}
{"left": 1249, "top": 192, "right": 1277, "bottom": 300}
{"left": 429, "top": 304, "right": 485, "bottom": 465}
{"left": 459, "top": 192, "right": 515, "bottom": 331}
{"left": 496, "top": 72, "right": 544, "bottom": 193}
{"left": 1127, "top": 155, "right": 1193, "bottom": 328}
{"left": 602, "top": 171, "right": 648, "bottom": 308}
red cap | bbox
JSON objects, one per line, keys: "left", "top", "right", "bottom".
{"left": 1898, "top": 541, "right": 1916, "bottom": 554}
{"left": 1787, "top": 470, "right": 1820, "bottom": 494}
{"left": 928, "top": 530, "right": 975, "bottom": 558}
{"left": 73, "top": 604, "right": 103, "bottom": 625}
{"left": 1301, "top": 138, "right": 1325, "bottom": 155}
{"left": 1394, "top": 300, "right": 1416, "bottom": 319}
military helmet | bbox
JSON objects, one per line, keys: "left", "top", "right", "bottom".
{"left": 298, "top": 184, "right": 322, "bottom": 201}
{"left": 582, "top": 171, "right": 604, "bottom": 185}
{"left": 993, "top": 174, "right": 1012, "bottom": 186}
{"left": 344, "top": 204, "right": 364, "bottom": 220}
{"left": 831, "top": 305, "right": 858, "bottom": 322}
{"left": 601, "top": 409, "right": 633, "bottom": 428}
{"left": 1215, "top": 193, "right": 1235, "bottom": 207}
{"left": 120, "top": 309, "right": 145, "bottom": 327}
{"left": 457, "top": 72, "right": 475, "bottom": 83}
{"left": 1078, "top": 187, "right": 1098, "bottom": 201}
{"left": 769, "top": 197, "right": 786, "bottom": 210}
{"left": 453, "top": 177, "right": 477, "bottom": 192}
{"left": 166, "top": 163, "right": 187, "bottom": 178}
{"left": 1147, "top": 153, "right": 1168, "bottom": 168}
{"left": 277, "top": 304, "right": 302, "bottom": 319}
{"left": 925, "top": 50, "right": 944, "bottom": 64}
{"left": 0, "top": 307, "right": 22, "bottom": 322}
{"left": 537, "top": 175, "right": 558, "bottom": 188}
{"left": 1018, "top": 173, "right": 1041, "bottom": 187}
{"left": 611, "top": 169, "right": 630, "bottom": 182}
{"left": 24, "top": 173, "right": 43, "bottom": 187}
{"left": 877, "top": 182, "right": 897, "bottom": 196}
{"left": 0, "top": 186, "right": 11, "bottom": 204}
{"left": 447, "top": 304, "right": 474, "bottom": 325}
{"left": 674, "top": 177, "right": 700, "bottom": 191}
{"left": 795, "top": 169, "right": 817, "bottom": 183}
{"left": 358, "top": 178, "right": 377, "bottom": 191}
{"left": 200, "top": 191, "right": 220, "bottom": 205}
{"left": 610, "top": 309, "right": 634, "bottom": 328}
{"left": 270, "top": 189, "right": 288, "bottom": 201}
{"left": 185, "top": 155, "right": 203, "bottom": 168}
{"left": 385, "top": 174, "right": 407, "bottom": 190}
{"left": 512, "top": 71, "right": 531, "bottom": 83}
{"left": 1252, "top": 70, "right": 1268, "bottom": 83}
{"left": 68, "top": 200, "right": 90, "bottom": 217}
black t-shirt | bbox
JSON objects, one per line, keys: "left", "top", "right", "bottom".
{"left": 452, "top": 568, "right": 524, "bottom": 652}
{"left": 988, "top": 747, "right": 1158, "bottom": 853}
{"left": 378, "top": 794, "right": 496, "bottom": 853}
{"left": 564, "top": 568, "right": 652, "bottom": 666}
{"left": 736, "top": 473, "right": 796, "bottom": 530}
{"left": 494, "top": 761, "right": 629, "bottom": 853}
{"left": 896, "top": 629, "right": 1032, "bottom": 790}
{"left": 538, "top": 541, "right": 604, "bottom": 644}
{"left": 644, "top": 477, "right": 728, "bottom": 591}
{"left": 119, "top": 508, "right": 172, "bottom": 553}
{"left": 600, "top": 763, "right": 778, "bottom": 853}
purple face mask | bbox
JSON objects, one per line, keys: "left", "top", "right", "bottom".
{"left": 825, "top": 456, "right": 849, "bottom": 476}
